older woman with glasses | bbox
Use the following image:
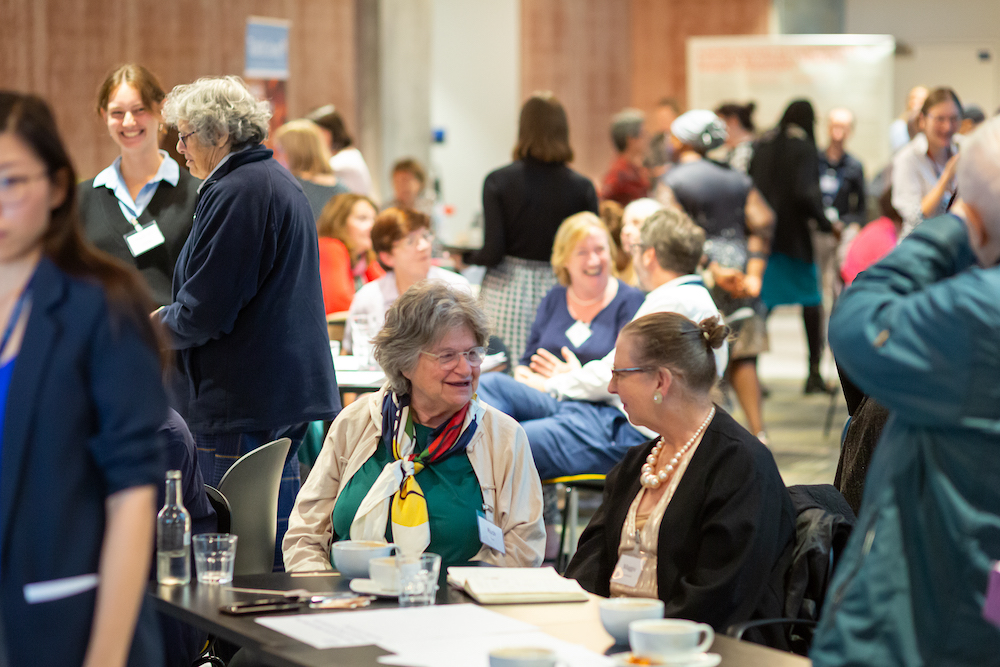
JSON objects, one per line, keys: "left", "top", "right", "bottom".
{"left": 159, "top": 76, "right": 340, "bottom": 568}
{"left": 284, "top": 282, "right": 545, "bottom": 570}
{"left": 343, "top": 207, "right": 471, "bottom": 354}
{"left": 566, "top": 312, "right": 795, "bottom": 647}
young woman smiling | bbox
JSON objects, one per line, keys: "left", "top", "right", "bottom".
{"left": 78, "top": 64, "right": 198, "bottom": 306}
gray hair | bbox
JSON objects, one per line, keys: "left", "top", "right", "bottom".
{"left": 640, "top": 207, "right": 705, "bottom": 275}
{"left": 957, "top": 116, "right": 1000, "bottom": 262}
{"left": 163, "top": 76, "right": 271, "bottom": 150}
{"left": 610, "top": 108, "right": 645, "bottom": 152}
{"left": 373, "top": 281, "right": 491, "bottom": 395}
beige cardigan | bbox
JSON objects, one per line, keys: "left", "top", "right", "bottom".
{"left": 283, "top": 385, "right": 546, "bottom": 571}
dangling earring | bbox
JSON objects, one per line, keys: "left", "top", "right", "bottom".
{"left": 652, "top": 391, "right": 662, "bottom": 404}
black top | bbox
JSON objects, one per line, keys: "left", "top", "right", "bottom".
{"left": 464, "top": 158, "right": 598, "bottom": 267}
{"left": 817, "top": 149, "right": 867, "bottom": 226}
{"left": 78, "top": 170, "right": 200, "bottom": 306}
{"left": 750, "top": 126, "right": 831, "bottom": 263}
{"left": 296, "top": 176, "right": 349, "bottom": 221}
{"left": 566, "top": 409, "right": 796, "bottom": 649}
{"left": 160, "top": 145, "right": 340, "bottom": 432}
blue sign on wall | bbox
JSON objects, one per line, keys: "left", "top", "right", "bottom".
{"left": 245, "top": 18, "right": 290, "bottom": 80}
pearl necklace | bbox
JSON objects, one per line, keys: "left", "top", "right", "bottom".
{"left": 640, "top": 406, "right": 715, "bottom": 489}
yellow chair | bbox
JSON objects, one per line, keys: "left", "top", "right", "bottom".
{"left": 541, "top": 474, "right": 606, "bottom": 572}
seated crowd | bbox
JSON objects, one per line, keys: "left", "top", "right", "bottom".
{"left": 8, "top": 58, "right": 999, "bottom": 667}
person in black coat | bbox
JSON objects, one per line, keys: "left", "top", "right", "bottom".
{"left": 78, "top": 64, "right": 198, "bottom": 306}
{"left": 0, "top": 92, "right": 167, "bottom": 667}
{"left": 750, "top": 99, "right": 838, "bottom": 394}
{"left": 159, "top": 76, "right": 340, "bottom": 569}
{"left": 566, "top": 312, "right": 795, "bottom": 648}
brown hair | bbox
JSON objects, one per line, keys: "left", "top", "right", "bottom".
{"left": 316, "top": 192, "right": 378, "bottom": 263}
{"left": 921, "top": 87, "right": 963, "bottom": 117}
{"left": 273, "top": 119, "right": 333, "bottom": 177}
{"left": 306, "top": 104, "right": 353, "bottom": 152}
{"left": 512, "top": 92, "right": 573, "bottom": 163}
{"left": 621, "top": 313, "right": 729, "bottom": 394}
{"left": 2, "top": 92, "right": 166, "bottom": 362}
{"left": 550, "top": 212, "right": 616, "bottom": 286}
{"left": 96, "top": 63, "right": 166, "bottom": 114}
{"left": 599, "top": 200, "right": 630, "bottom": 273}
{"left": 371, "top": 207, "right": 431, "bottom": 256}
{"left": 391, "top": 158, "right": 427, "bottom": 186}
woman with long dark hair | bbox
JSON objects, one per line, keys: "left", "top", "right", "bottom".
{"left": 0, "top": 91, "right": 167, "bottom": 667}
{"left": 750, "top": 99, "right": 837, "bottom": 393}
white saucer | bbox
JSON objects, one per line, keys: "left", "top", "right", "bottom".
{"left": 349, "top": 578, "right": 399, "bottom": 598}
{"left": 613, "top": 652, "right": 721, "bottom": 667}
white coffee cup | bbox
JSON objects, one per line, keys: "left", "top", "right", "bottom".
{"left": 368, "top": 556, "right": 400, "bottom": 592}
{"left": 599, "top": 597, "right": 665, "bottom": 644}
{"left": 628, "top": 619, "right": 714, "bottom": 659}
{"left": 488, "top": 647, "right": 557, "bottom": 667}
{"left": 331, "top": 540, "right": 397, "bottom": 579}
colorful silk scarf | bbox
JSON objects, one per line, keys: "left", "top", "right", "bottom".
{"left": 350, "top": 391, "right": 483, "bottom": 555}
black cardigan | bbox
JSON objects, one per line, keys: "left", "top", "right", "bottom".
{"left": 78, "top": 169, "right": 200, "bottom": 306}
{"left": 464, "top": 158, "right": 598, "bottom": 267}
{"left": 566, "top": 409, "right": 795, "bottom": 648}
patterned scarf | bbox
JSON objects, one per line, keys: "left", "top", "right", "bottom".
{"left": 349, "top": 390, "right": 483, "bottom": 555}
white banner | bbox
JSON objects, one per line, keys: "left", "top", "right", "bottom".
{"left": 688, "top": 35, "right": 895, "bottom": 175}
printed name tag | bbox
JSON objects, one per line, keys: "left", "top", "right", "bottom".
{"left": 611, "top": 553, "right": 642, "bottom": 588}
{"left": 565, "top": 320, "right": 592, "bottom": 348}
{"left": 477, "top": 515, "right": 506, "bottom": 554}
{"left": 124, "top": 220, "right": 166, "bottom": 257}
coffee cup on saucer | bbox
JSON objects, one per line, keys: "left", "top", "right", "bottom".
{"left": 331, "top": 540, "right": 397, "bottom": 579}
{"left": 488, "top": 647, "right": 558, "bottom": 667}
{"left": 599, "top": 598, "right": 665, "bottom": 644}
{"left": 628, "top": 619, "right": 714, "bottom": 661}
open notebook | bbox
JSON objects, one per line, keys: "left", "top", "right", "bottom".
{"left": 447, "top": 566, "right": 589, "bottom": 604}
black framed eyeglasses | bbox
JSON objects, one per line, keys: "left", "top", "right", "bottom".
{"left": 177, "top": 131, "right": 196, "bottom": 148}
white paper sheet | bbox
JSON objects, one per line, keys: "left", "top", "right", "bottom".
{"left": 376, "top": 631, "right": 615, "bottom": 667}
{"left": 255, "top": 604, "right": 536, "bottom": 651}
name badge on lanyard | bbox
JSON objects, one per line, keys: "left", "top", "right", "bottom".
{"left": 123, "top": 217, "right": 166, "bottom": 257}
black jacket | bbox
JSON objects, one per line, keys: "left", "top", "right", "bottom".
{"left": 566, "top": 409, "right": 796, "bottom": 648}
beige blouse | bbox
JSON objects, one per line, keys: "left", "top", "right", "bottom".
{"left": 610, "top": 436, "right": 704, "bottom": 599}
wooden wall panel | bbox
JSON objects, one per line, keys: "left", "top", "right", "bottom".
{"left": 522, "top": 0, "right": 771, "bottom": 182}
{"left": 630, "top": 0, "right": 771, "bottom": 113}
{"left": 521, "top": 0, "right": 632, "bottom": 185}
{"left": 0, "top": 0, "right": 356, "bottom": 179}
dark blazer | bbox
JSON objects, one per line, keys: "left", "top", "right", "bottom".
{"left": 566, "top": 409, "right": 795, "bottom": 648}
{"left": 750, "top": 126, "right": 831, "bottom": 263}
{"left": 78, "top": 168, "right": 199, "bottom": 306}
{"left": 160, "top": 145, "right": 340, "bottom": 433}
{"left": 0, "top": 258, "right": 167, "bottom": 667}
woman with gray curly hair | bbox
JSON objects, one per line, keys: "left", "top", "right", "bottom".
{"left": 157, "top": 76, "right": 340, "bottom": 569}
{"left": 284, "top": 281, "right": 545, "bottom": 570}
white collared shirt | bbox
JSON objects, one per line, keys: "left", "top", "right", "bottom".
{"left": 92, "top": 150, "right": 179, "bottom": 221}
{"left": 891, "top": 133, "right": 959, "bottom": 237}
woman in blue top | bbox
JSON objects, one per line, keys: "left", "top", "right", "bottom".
{"left": 0, "top": 92, "right": 167, "bottom": 667}
{"left": 476, "top": 211, "right": 643, "bottom": 558}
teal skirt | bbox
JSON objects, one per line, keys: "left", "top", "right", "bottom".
{"left": 761, "top": 252, "right": 822, "bottom": 309}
